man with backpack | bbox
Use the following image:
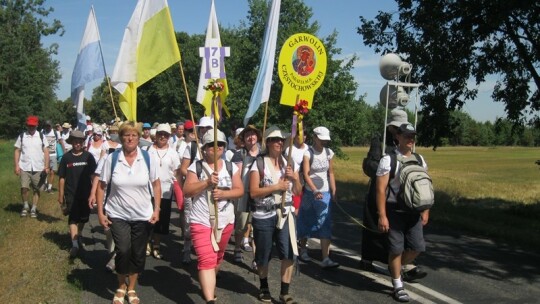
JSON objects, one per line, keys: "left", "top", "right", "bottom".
{"left": 376, "top": 123, "right": 433, "bottom": 302}
{"left": 14, "top": 116, "right": 50, "bottom": 218}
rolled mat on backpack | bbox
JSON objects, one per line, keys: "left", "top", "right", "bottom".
{"left": 173, "top": 180, "right": 184, "bottom": 210}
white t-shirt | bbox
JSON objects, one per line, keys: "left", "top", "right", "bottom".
{"left": 376, "top": 150, "right": 428, "bottom": 203}
{"left": 304, "top": 147, "right": 334, "bottom": 192}
{"left": 250, "top": 156, "right": 298, "bottom": 219}
{"left": 87, "top": 141, "right": 103, "bottom": 163}
{"left": 100, "top": 147, "right": 159, "bottom": 221}
{"left": 146, "top": 145, "right": 180, "bottom": 199}
{"left": 42, "top": 129, "right": 61, "bottom": 155}
{"left": 182, "top": 142, "right": 202, "bottom": 162}
{"left": 61, "top": 131, "right": 72, "bottom": 152}
{"left": 14, "top": 131, "right": 47, "bottom": 171}
{"left": 189, "top": 159, "right": 238, "bottom": 228}
{"left": 284, "top": 144, "right": 310, "bottom": 167}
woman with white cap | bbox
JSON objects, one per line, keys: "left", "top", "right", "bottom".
{"left": 86, "top": 126, "right": 105, "bottom": 163}
{"left": 297, "top": 126, "right": 340, "bottom": 269}
{"left": 179, "top": 116, "right": 214, "bottom": 264}
{"left": 145, "top": 123, "right": 181, "bottom": 259}
{"left": 183, "top": 129, "right": 243, "bottom": 304}
{"left": 249, "top": 125, "right": 302, "bottom": 304}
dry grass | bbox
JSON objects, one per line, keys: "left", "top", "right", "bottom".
{"left": 0, "top": 141, "right": 81, "bottom": 303}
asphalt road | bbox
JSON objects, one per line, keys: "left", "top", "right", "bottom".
{"left": 74, "top": 201, "right": 540, "bottom": 303}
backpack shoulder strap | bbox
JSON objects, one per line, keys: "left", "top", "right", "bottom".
{"left": 256, "top": 155, "right": 265, "bottom": 182}
{"left": 105, "top": 149, "right": 121, "bottom": 205}
{"left": 225, "top": 160, "right": 233, "bottom": 178}
{"left": 140, "top": 149, "right": 151, "bottom": 172}
{"left": 190, "top": 142, "right": 197, "bottom": 164}
{"left": 308, "top": 146, "right": 314, "bottom": 167}
{"left": 412, "top": 152, "right": 423, "bottom": 167}
{"left": 389, "top": 151, "right": 398, "bottom": 180}
{"left": 195, "top": 159, "right": 203, "bottom": 179}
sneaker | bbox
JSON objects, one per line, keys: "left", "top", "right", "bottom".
{"left": 20, "top": 207, "right": 29, "bottom": 217}
{"left": 106, "top": 254, "right": 116, "bottom": 272}
{"left": 258, "top": 288, "right": 271, "bottom": 302}
{"left": 251, "top": 260, "right": 258, "bottom": 272}
{"left": 402, "top": 266, "right": 427, "bottom": 282}
{"left": 321, "top": 257, "right": 340, "bottom": 269}
{"left": 47, "top": 184, "right": 53, "bottom": 193}
{"left": 234, "top": 250, "right": 243, "bottom": 263}
{"left": 182, "top": 249, "right": 191, "bottom": 264}
{"left": 241, "top": 241, "right": 253, "bottom": 252}
{"left": 30, "top": 209, "right": 37, "bottom": 218}
{"left": 393, "top": 287, "right": 410, "bottom": 302}
{"left": 298, "top": 248, "right": 311, "bottom": 262}
{"left": 69, "top": 246, "right": 79, "bottom": 259}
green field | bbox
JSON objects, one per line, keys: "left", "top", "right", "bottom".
{"left": 335, "top": 146, "right": 540, "bottom": 250}
{"left": 0, "top": 141, "right": 538, "bottom": 302}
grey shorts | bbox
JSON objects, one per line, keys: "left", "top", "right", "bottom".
{"left": 49, "top": 154, "right": 58, "bottom": 171}
{"left": 20, "top": 171, "right": 46, "bottom": 192}
{"left": 387, "top": 206, "right": 425, "bottom": 255}
{"left": 234, "top": 211, "right": 251, "bottom": 234}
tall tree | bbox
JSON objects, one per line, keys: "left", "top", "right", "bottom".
{"left": 357, "top": 0, "right": 539, "bottom": 147}
{"left": 0, "top": 0, "right": 63, "bottom": 137}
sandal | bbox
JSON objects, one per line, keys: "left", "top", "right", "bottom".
{"left": 127, "top": 290, "right": 140, "bottom": 304}
{"left": 152, "top": 246, "right": 162, "bottom": 259}
{"left": 393, "top": 287, "right": 410, "bottom": 302}
{"left": 279, "top": 294, "right": 298, "bottom": 304}
{"left": 145, "top": 243, "right": 151, "bottom": 256}
{"left": 112, "top": 288, "right": 126, "bottom": 304}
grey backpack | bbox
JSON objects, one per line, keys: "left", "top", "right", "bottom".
{"left": 390, "top": 153, "right": 434, "bottom": 212}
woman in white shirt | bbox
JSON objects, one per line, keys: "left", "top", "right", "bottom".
{"left": 249, "top": 126, "right": 302, "bottom": 304}
{"left": 96, "top": 122, "right": 161, "bottom": 304}
{"left": 183, "top": 129, "right": 243, "bottom": 304}
{"left": 146, "top": 124, "right": 181, "bottom": 259}
{"left": 297, "top": 126, "right": 339, "bottom": 269}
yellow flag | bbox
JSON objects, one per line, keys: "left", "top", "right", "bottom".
{"left": 111, "top": 0, "right": 181, "bottom": 121}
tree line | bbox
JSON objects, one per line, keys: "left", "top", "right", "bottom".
{"left": 1, "top": 0, "right": 538, "bottom": 148}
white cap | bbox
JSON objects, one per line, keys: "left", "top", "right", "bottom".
{"left": 313, "top": 126, "right": 331, "bottom": 141}
{"left": 86, "top": 125, "right": 93, "bottom": 131}
{"left": 202, "top": 129, "right": 227, "bottom": 146}
{"left": 235, "top": 127, "right": 244, "bottom": 136}
{"left": 264, "top": 125, "right": 286, "bottom": 140}
{"left": 198, "top": 116, "right": 214, "bottom": 128}
{"left": 94, "top": 126, "right": 103, "bottom": 135}
{"left": 156, "top": 123, "right": 172, "bottom": 134}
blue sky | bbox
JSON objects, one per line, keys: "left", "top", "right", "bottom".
{"left": 42, "top": 0, "right": 505, "bottom": 122}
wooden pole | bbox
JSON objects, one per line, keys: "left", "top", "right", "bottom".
{"left": 212, "top": 91, "right": 219, "bottom": 240}
{"left": 281, "top": 94, "right": 299, "bottom": 209}
{"left": 177, "top": 62, "right": 203, "bottom": 158}
{"left": 261, "top": 100, "right": 269, "bottom": 151}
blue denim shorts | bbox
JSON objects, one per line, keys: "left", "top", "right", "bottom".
{"left": 252, "top": 214, "right": 295, "bottom": 267}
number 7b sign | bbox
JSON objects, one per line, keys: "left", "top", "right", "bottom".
{"left": 199, "top": 38, "right": 230, "bottom": 79}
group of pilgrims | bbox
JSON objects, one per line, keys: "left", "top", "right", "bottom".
{"left": 51, "top": 115, "right": 339, "bottom": 304}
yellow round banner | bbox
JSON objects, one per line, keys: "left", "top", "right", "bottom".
{"left": 278, "top": 33, "right": 327, "bottom": 108}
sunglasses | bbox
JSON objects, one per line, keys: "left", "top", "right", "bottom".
{"left": 157, "top": 132, "right": 170, "bottom": 137}
{"left": 205, "top": 142, "right": 226, "bottom": 149}
{"left": 268, "top": 137, "right": 284, "bottom": 142}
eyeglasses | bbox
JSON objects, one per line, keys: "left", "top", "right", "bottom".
{"left": 204, "top": 142, "right": 226, "bottom": 149}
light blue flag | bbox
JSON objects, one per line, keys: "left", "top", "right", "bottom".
{"left": 71, "top": 6, "right": 105, "bottom": 130}
{"left": 244, "top": 0, "right": 281, "bottom": 126}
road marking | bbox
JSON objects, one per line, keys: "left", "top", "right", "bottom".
{"left": 308, "top": 239, "right": 463, "bottom": 304}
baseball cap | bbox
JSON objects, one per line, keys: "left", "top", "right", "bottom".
{"left": 313, "top": 126, "right": 331, "bottom": 141}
